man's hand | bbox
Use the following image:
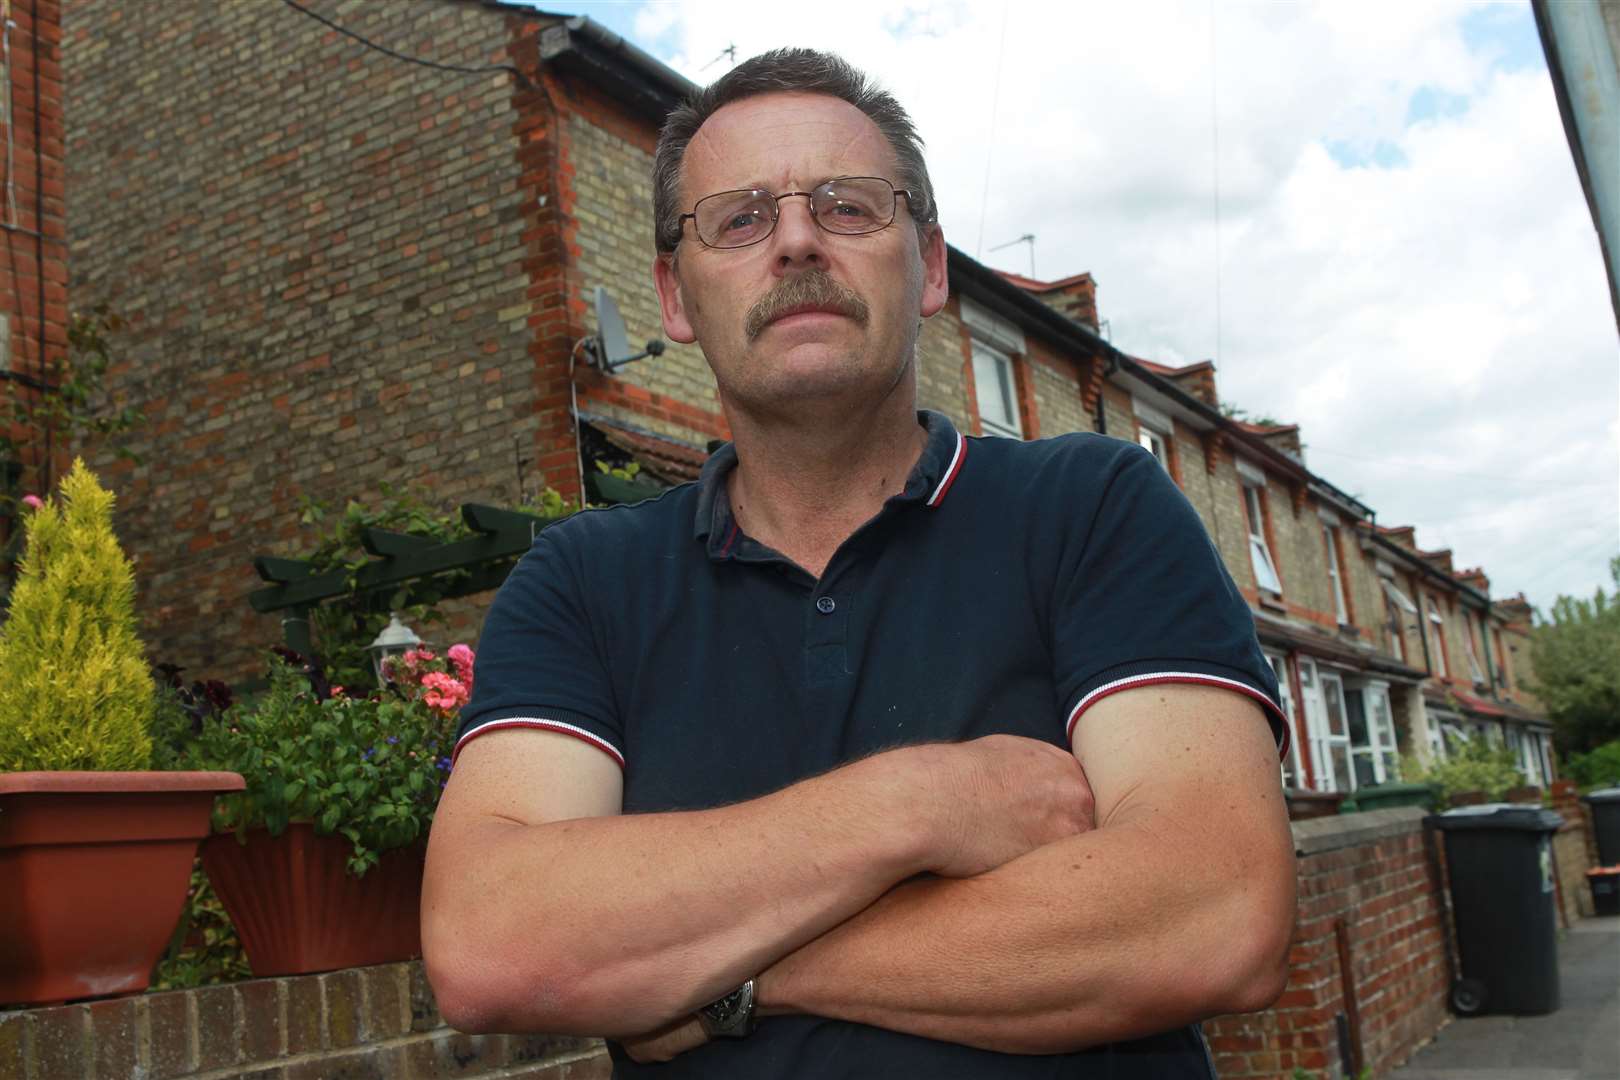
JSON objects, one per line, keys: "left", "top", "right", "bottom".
{"left": 923, "top": 735, "right": 1096, "bottom": 878}
{"left": 621, "top": 1015, "right": 709, "bottom": 1063}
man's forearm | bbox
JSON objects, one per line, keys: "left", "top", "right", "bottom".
{"left": 425, "top": 751, "right": 934, "bottom": 1037}
{"left": 756, "top": 812, "right": 1295, "bottom": 1054}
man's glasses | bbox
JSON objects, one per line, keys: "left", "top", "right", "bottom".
{"left": 679, "top": 176, "right": 921, "bottom": 250}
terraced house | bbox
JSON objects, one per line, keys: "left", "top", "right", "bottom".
{"left": 59, "top": 0, "right": 1553, "bottom": 792}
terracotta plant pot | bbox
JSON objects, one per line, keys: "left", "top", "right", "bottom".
{"left": 1285, "top": 787, "right": 1348, "bottom": 821}
{"left": 201, "top": 824, "right": 426, "bottom": 976}
{"left": 0, "top": 770, "right": 245, "bottom": 1007}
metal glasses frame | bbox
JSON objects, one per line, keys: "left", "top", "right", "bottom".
{"left": 677, "top": 176, "right": 923, "bottom": 250}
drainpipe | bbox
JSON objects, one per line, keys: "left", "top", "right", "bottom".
{"left": 1093, "top": 349, "right": 1118, "bottom": 435}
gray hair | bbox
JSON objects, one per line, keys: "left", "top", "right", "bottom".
{"left": 652, "top": 48, "right": 938, "bottom": 254}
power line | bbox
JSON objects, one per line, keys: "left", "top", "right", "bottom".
{"left": 974, "top": 5, "right": 1010, "bottom": 261}
{"left": 278, "top": 0, "right": 532, "bottom": 90}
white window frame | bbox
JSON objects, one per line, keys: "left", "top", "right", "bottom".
{"left": 1322, "top": 522, "right": 1349, "bottom": 624}
{"left": 1265, "top": 651, "right": 1305, "bottom": 789}
{"left": 971, "top": 341, "right": 1023, "bottom": 439}
{"left": 1137, "top": 426, "right": 1169, "bottom": 469}
{"left": 1299, "top": 659, "right": 1353, "bottom": 793}
{"left": 1425, "top": 596, "right": 1449, "bottom": 678}
{"left": 1346, "top": 680, "right": 1399, "bottom": 788}
{"left": 1241, "top": 479, "right": 1282, "bottom": 595}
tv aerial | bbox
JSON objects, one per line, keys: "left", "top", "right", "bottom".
{"left": 584, "top": 287, "right": 665, "bottom": 374}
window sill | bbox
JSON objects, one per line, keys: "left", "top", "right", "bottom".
{"left": 1259, "top": 593, "right": 1287, "bottom": 614}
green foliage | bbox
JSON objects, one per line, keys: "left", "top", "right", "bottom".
{"left": 177, "top": 654, "right": 457, "bottom": 875}
{"left": 0, "top": 459, "right": 154, "bottom": 771}
{"left": 1408, "top": 734, "right": 1526, "bottom": 803}
{"left": 1563, "top": 739, "right": 1620, "bottom": 792}
{"left": 1531, "top": 556, "right": 1620, "bottom": 757}
{"left": 151, "top": 860, "right": 250, "bottom": 990}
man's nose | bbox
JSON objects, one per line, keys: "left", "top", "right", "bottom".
{"left": 769, "top": 194, "right": 826, "bottom": 270}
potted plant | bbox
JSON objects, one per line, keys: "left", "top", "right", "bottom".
{"left": 0, "top": 460, "right": 243, "bottom": 1007}
{"left": 179, "top": 643, "right": 469, "bottom": 975}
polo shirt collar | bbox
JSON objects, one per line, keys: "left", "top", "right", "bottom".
{"left": 693, "top": 410, "right": 968, "bottom": 559}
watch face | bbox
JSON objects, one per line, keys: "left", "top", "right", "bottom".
{"left": 702, "top": 987, "right": 746, "bottom": 1023}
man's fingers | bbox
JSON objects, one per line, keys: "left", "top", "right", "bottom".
{"left": 621, "top": 1015, "right": 709, "bottom": 1063}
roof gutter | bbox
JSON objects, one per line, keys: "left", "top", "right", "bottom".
{"left": 537, "top": 15, "right": 696, "bottom": 120}
{"left": 1367, "top": 532, "right": 1491, "bottom": 608}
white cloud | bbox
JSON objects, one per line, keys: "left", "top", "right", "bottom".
{"left": 601, "top": 0, "right": 1617, "bottom": 611}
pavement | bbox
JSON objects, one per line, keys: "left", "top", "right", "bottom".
{"left": 1386, "top": 915, "right": 1620, "bottom": 1080}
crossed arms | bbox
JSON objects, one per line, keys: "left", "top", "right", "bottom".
{"left": 421, "top": 683, "right": 1296, "bottom": 1056}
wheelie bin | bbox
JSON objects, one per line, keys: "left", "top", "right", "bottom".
{"left": 1427, "top": 803, "right": 1563, "bottom": 1016}
{"left": 1580, "top": 787, "right": 1620, "bottom": 865}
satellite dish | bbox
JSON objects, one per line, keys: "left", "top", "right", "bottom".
{"left": 589, "top": 287, "right": 665, "bottom": 374}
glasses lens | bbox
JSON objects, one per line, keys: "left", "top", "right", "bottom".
{"left": 813, "top": 178, "right": 895, "bottom": 234}
{"left": 695, "top": 189, "right": 775, "bottom": 248}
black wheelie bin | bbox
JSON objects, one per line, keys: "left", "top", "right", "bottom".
{"left": 1427, "top": 803, "right": 1563, "bottom": 1016}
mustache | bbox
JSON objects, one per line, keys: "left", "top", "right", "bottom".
{"left": 743, "top": 271, "right": 871, "bottom": 341}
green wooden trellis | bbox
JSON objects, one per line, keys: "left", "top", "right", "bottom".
{"left": 249, "top": 503, "right": 566, "bottom": 657}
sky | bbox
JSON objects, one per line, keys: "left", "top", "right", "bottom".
{"left": 534, "top": 0, "right": 1618, "bottom": 616}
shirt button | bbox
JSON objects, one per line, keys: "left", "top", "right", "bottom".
{"left": 815, "top": 596, "right": 836, "bottom": 614}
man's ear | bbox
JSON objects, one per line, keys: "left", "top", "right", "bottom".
{"left": 653, "top": 254, "right": 698, "bottom": 344}
{"left": 918, "top": 224, "right": 949, "bottom": 319}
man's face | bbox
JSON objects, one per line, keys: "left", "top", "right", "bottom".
{"left": 653, "top": 92, "right": 948, "bottom": 417}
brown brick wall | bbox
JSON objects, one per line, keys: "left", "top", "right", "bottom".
{"left": 64, "top": 1, "right": 541, "bottom": 681}
{"left": 0, "top": 0, "right": 69, "bottom": 499}
{"left": 564, "top": 107, "right": 723, "bottom": 447}
{"left": 1026, "top": 347, "right": 1090, "bottom": 438}
{"left": 914, "top": 297, "right": 972, "bottom": 427}
{"left": 0, "top": 961, "right": 611, "bottom": 1080}
{"left": 1207, "top": 813, "right": 1451, "bottom": 1079}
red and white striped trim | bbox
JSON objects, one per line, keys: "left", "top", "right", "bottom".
{"left": 925, "top": 430, "right": 967, "bottom": 508}
{"left": 452, "top": 717, "right": 625, "bottom": 769}
{"left": 1064, "top": 671, "right": 1289, "bottom": 759}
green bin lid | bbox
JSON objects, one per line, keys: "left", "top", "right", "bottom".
{"left": 1424, "top": 804, "right": 1563, "bottom": 832}
{"left": 1356, "top": 782, "right": 1436, "bottom": 795}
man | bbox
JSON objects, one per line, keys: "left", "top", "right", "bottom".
{"left": 424, "top": 48, "right": 1296, "bottom": 1078}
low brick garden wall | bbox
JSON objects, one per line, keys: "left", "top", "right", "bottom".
{"left": 1206, "top": 808, "right": 1451, "bottom": 1079}
{"left": 4, "top": 798, "right": 1606, "bottom": 1080}
{"left": 0, "top": 962, "right": 610, "bottom": 1080}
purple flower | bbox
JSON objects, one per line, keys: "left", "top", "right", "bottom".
{"left": 386, "top": 736, "right": 400, "bottom": 745}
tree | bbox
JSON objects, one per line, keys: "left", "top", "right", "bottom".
{"left": 1531, "top": 556, "right": 1620, "bottom": 757}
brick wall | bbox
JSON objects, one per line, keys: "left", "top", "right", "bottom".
{"left": 914, "top": 297, "right": 972, "bottom": 427}
{"left": 1206, "top": 809, "right": 1451, "bottom": 1080}
{"left": 0, "top": 961, "right": 611, "bottom": 1080}
{"left": 1026, "top": 343, "right": 1090, "bottom": 438}
{"left": 1551, "top": 780, "right": 1598, "bottom": 922}
{"left": 0, "top": 0, "right": 68, "bottom": 500}
{"left": 63, "top": 0, "right": 539, "bottom": 682}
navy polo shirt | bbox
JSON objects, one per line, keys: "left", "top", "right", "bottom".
{"left": 457, "top": 410, "right": 1285, "bottom": 1079}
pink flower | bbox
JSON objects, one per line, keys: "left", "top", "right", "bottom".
{"left": 420, "top": 670, "right": 470, "bottom": 714}
{"left": 330, "top": 685, "right": 346, "bottom": 698}
{"left": 448, "top": 643, "right": 475, "bottom": 682}
{"left": 20, "top": 494, "right": 42, "bottom": 510}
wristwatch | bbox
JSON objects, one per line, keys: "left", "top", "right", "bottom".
{"left": 697, "top": 978, "right": 758, "bottom": 1038}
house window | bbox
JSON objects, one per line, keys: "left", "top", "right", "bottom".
{"left": 1241, "top": 482, "right": 1282, "bottom": 594}
{"left": 971, "top": 342, "right": 1022, "bottom": 438}
{"left": 1299, "top": 659, "right": 1353, "bottom": 793}
{"left": 1379, "top": 577, "right": 1415, "bottom": 663}
{"left": 1463, "top": 614, "right": 1486, "bottom": 686}
{"left": 1137, "top": 427, "right": 1169, "bottom": 469}
{"left": 1494, "top": 628, "right": 1512, "bottom": 690}
{"left": 1345, "top": 682, "right": 1399, "bottom": 788}
{"left": 1265, "top": 651, "right": 1305, "bottom": 789}
{"left": 1323, "top": 523, "right": 1349, "bottom": 624}
{"left": 1425, "top": 596, "right": 1449, "bottom": 678}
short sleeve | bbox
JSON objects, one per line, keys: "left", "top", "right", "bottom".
{"left": 453, "top": 530, "right": 624, "bottom": 768}
{"left": 1053, "top": 443, "right": 1288, "bottom": 759}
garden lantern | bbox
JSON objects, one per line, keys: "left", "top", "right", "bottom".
{"left": 368, "top": 612, "right": 423, "bottom": 686}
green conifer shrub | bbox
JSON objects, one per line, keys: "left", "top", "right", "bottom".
{"left": 0, "top": 458, "right": 154, "bottom": 771}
